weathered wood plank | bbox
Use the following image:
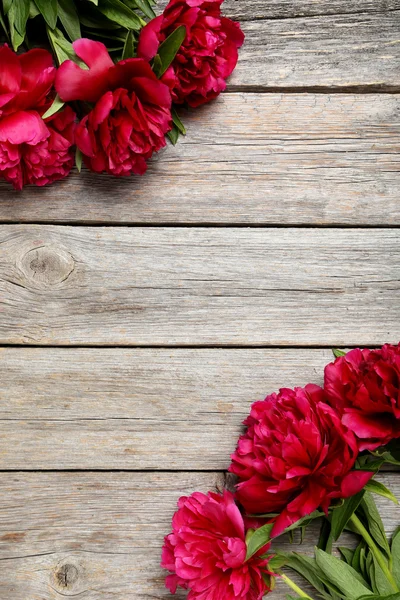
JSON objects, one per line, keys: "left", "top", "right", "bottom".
{"left": 220, "top": 0, "right": 400, "bottom": 20}
{"left": 156, "top": 1, "right": 400, "bottom": 90}
{"left": 1, "top": 226, "right": 399, "bottom": 347}
{"left": 1, "top": 94, "right": 400, "bottom": 226}
{"left": 232, "top": 11, "right": 400, "bottom": 91}
{"left": 0, "top": 348, "right": 335, "bottom": 469}
{"left": 0, "top": 472, "right": 397, "bottom": 599}
{"left": 160, "top": 0, "right": 400, "bottom": 20}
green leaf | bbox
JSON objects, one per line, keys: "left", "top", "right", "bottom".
{"left": 2, "top": 0, "right": 11, "bottom": 14}
{"left": 267, "top": 554, "right": 287, "bottom": 571}
{"left": 339, "top": 547, "right": 355, "bottom": 565}
{"left": 156, "top": 25, "right": 186, "bottom": 77}
{"left": 29, "top": 0, "right": 40, "bottom": 17}
{"left": 365, "top": 480, "right": 398, "bottom": 505}
{"left": 283, "top": 552, "right": 340, "bottom": 600}
{"left": 245, "top": 523, "right": 274, "bottom": 561}
{"left": 352, "top": 541, "right": 363, "bottom": 574}
{"left": 372, "top": 556, "right": 396, "bottom": 595}
{"left": 75, "top": 148, "right": 83, "bottom": 173}
{"left": 11, "top": 0, "right": 29, "bottom": 34}
{"left": 357, "top": 595, "right": 400, "bottom": 600}
{"left": 331, "top": 491, "right": 365, "bottom": 541}
{"left": 360, "top": 493, "right": 391, "bottom": 556}
{"left": 315, "top": 549, "right": 373, "bottom": 600}
{"left": 7, "top": 0, "right": 30, "bottom": 50}
{"left": 87, "top": 0, "right": 98, "bottom": 3}
{"left": 124, "top": 0, "right": 155, "bottom": 19}
{"left": 34, "top": 0, "right": 58, "bottom": 29}
{"left": 172, "top": 107, "right": 186, "bottom": 135}
{"left": 122, "top": 28, "right": 134, "bottom": 58}
{"left": 0, "top": 9, "right": 8, "bottom": 37}
{"left": 58, "top": 0, "right": 81, "bottom": 41}
{"left": 333, "top": 349, "right": 347, "bottom": 358}
{"left": 167, "top": 125, "right": 179, "bottom": 145}
{"left": 47, "top": 26, "right": 86, "bottom": 65}
{"left": 97, "top": 0, "right": 145, "bottom": 31}
{"left": 318, "top": 518, "right": 333, "bottom": 552}
{"left": 359, "top": 546, "right": 367, "bottom": 580}
{"left": 392, "top": 528, "right": 400, "bottom": 587}
{"left": 42, "top": 94, "right": 65, "bottom": 119}
{"left": 152, "top": 53, "right": 163, "bottom": 77}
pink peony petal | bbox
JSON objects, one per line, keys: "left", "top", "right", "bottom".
{"left": 342, "top": 411, "right": 393, "bottom": 439}
{"left": 0, "top": 111, "right": 49, "bottom": 145}
{"left": 137, "top": 15, "right": 164, "bottom": 61}
{"left": 0, "top": 45, "right": 21, "bottom": 96}
{"left": 340, "top": 470, "right": 373, "bottom": 498}
{"left": 19, "top": 49, "right": 54, "bottom": 94}
{"left": 73, "top": 38, "right": 114, "bottom": 70}
{"left": 56, "top": 39, "right": 113, "bottom": 103}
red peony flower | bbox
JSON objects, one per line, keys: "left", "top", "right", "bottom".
{"left": 324, "top": 345, "right": 400, "bottom": 451}
{"left": 0, "top": 45, "right": 76, "bottom": 190}
{"left": 56, "top": 39, "right": 172, "bottom": 177}
{"left": 161, "top": 490, "right": 273, "bottom": 600}
{"left": 229, "top": 384, "right": 373, "bottom": 538}
{"left": 137, "top": 0, "right": 245, "bottom": 107}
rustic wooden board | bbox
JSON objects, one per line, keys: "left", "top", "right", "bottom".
{"left": 0, "top": 348, "right": 337, "bottom": 469}
{"left": 231, "top": 11, "right": 400, "bottom": 91}
{"left": 1, "top": 226, "right": 399, "bottom": 347}
{"left": 222, "top": 0, "right": 400, "bottom": 20}
{"left": 1, "top": 94, "right": 400, "bottom": 226}
{"left": 160, "top": 0, "right": 400, "bottom": 20}
{"left": 0, "top": 472, "right": 397, "bottom": 599}
{"left": 158, "top": 1, "right": 400, "bottom": 90}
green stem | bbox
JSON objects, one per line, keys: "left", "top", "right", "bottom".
{"left": 280, "top": 572, "right": 314, "bottom": 600}
{"left": 349, "top": 514, "right": 399, "bottom": 593}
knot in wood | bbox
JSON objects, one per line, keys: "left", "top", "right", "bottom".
{"left": 53, "top": 559, "right": 84, "bottom": 595}
{"left": 20, "top": 245, "right": 75, "bottom": 289}
{"left": 56, "top": 563, "right": 79, "bottom": 588}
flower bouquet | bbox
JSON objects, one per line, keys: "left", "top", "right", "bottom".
{"left": 0, "top": 0, "right": 244, "bottom": 189}
{"left": 162, "top": 344, "right": 400, "bottom": 600}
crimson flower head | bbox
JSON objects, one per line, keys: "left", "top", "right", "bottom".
{"left": 324, "top": 345, "right": 400, "bottom": 451}
{"left": 0, "top": 45, "right": 75, "bottom": 190}
{"left": 56, "top": 39, "right": 172, "bottom": 177}
{"left": 138, "top": 0, "right": 245, "bottom": 107}
{"left": 229, "top": 384, "right": 373, "bottom": 538}
{"left": 162, "top": 490, "right": 273, "bottom": 600}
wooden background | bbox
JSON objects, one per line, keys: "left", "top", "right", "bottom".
{"left": 1, "top": 1, "right": 400, "bottom": 598}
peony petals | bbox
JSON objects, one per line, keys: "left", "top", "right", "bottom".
{"left": 130, "top": 76, "right": 172, "bottom": 108}
{"left": 342, "top": 411, "right": 393, "bottom": 440}
{"left": 161, "top": 490, "right": 271, "bottom": 600}
{"left": 56, "top": 39, "right": 114, "bottom": 103}
{"left": 72, "top": 38, "right": 114, "bottom": 70}
{"left": 137, "top": 15, "right": 164, "bottom": 61}
{"left": 0, "top": 45, "right": 21, "bottom": 97}
{"left": 0, "top": 111, "right": 49, "bottom": 145}
{"left": 340, "top": 470, "right": 374, "bottom": 498}
{"left": 19, "top": 49, "right": 55, "bottom": 94}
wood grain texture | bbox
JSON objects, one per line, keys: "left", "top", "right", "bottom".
{"left": 160, "top": 0, "right": 400, "bottom": 19}
{"left": 220, "top": 0, "right": 400, "bottom": 20}
{"left": 0, "top": 472, "right": 397, "bottom": 599}
{"left": 0, "top": 348, "right": 336, "bottom": 469}
{"left": 1, "top": 226, "right": 399, "bottom": 347}
{"left": 156, "top": 0, "right": 400, "bottom": 90}
{"left": 1, "top": 94, "right": 400, "bottom": 225}
{"left": 231, "top": 11, "right": 400, "bottom": 91}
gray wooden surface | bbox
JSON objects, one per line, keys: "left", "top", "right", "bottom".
{"left": 1, "top": 94, "right": 400, "bottom": 225}
{"left": 0, "top": 472, "right": 398, "bottom": 599}
{"left": 0, "top": 0, "right": 399, "bottom": 598}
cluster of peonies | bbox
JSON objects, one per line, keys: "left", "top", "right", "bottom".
{"left": 162, "top": 343, "right": 400, "bottom": 600}
{"left": 0, "top": 0, "right": 244, "bottom": 190}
